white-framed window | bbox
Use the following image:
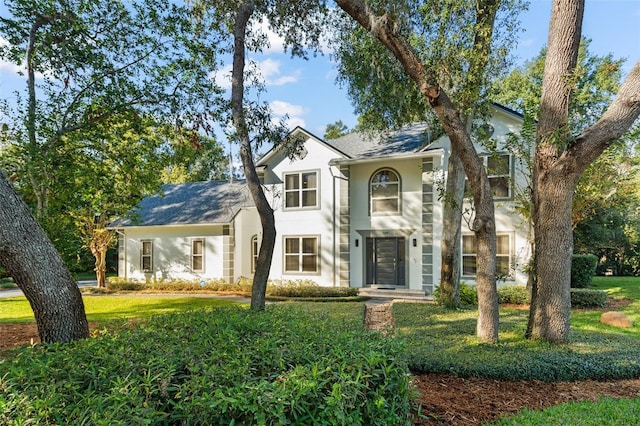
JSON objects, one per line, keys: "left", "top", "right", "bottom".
{"left": 141, "top": 240, "right": 153, "bottom": 272}
{"left": 284, "top": 236, "right": 319, "bottom": 274}
{"left": 487, "top": 154, "right": 511, "bottom": 198}
{"left": 370, "top": 168, "right": 400, "bottom": 215}
{"left": 284, "top": 171, "right": 319, "bottom": 209}
{"left": 462, "top": 234, "right": 511, "bottom": 277}
{"left": 251, "top": 235, "right": 259, "bottom": 273}
{"left": 191, "top": 239, "right": 205, "bottom": 272}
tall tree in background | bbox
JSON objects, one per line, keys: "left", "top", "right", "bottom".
{"left": 335, "top": 0, "right": 523, "bottom": 342}
{"left": 195, "top": 0, "right": 329, "bottom": 310}
{"left": 528, "top": 0, "right": 640, "bottom": 342}
{"left": 0, "top": 0, "right": 225, "bottom": 342}
{"left": 324, "top": 120, "right": 350, "bottom": 140}
{"left": 495, "top": 39, "right": 640, "bottom": 279}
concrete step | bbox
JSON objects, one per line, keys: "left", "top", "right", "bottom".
{"left": 358, "top": 287, "right": 433, "bottom": 302}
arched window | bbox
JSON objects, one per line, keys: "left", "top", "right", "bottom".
{"left": 370, "top": 168, "right": 400, "bottom": 214}
{"left": 251, "top": 235, "right": 259, "bottom": 273}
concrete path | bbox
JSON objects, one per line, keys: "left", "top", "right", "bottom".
{"left": 0, "top": 280, "right": 98, "bottom": 299}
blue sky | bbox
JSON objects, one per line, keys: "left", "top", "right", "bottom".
{"left": 1, "top": 0, "right": 639, "bottom": 140}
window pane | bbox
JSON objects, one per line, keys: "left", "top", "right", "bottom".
{"left": 302, "top": 238, "right": 316, "bottom": 254}
{"left": 302, "top": 255, "right": 317, "bottom": 272}
{"left": 285, "top": 192, "right": 299, "bottom": 208}
{"left": 463, "top": 256, "right": 476, "bottom": 275}
{"left": 142, "top": 257, "right": 151, "bottom": 271}
{"left": 496, "top": 235, "right": 510, "bottom": 254}
{"left": 490, "top": 177, "right": 510, "bottom": 198}
{"left": 497, "top": 256, "right": 510, "bottom": 275}
{"left": 193, "top": 256, "right": 203, "bottom": 271}
{"left": 285, "top": 255, "right": 299, "bottom": 271}
{"left": 302, "top": 172, "right": 316, "bottom": 189}
{"left": 285, "top": 174, "right": 299, "bottom": 190}
{"left": 142, "top": 241, "right": 152, "bottom": 256}
{"left": 302, "top": 190, "right": 316, "bottom": 207}
{"left": 462, "top": 235, "right": 475, "bottom": 254}
{"left": 487, "top": 155, "right": 509, "bottom": 175}
{"left": 285, "top": 238, "right": 299, "bottom": 254}
{"left": 372, "top": 198, "right": 398, "bottom": 213}
{"left": 192, "top": 240, "right": 203, "bottom": 255}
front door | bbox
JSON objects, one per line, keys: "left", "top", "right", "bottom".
{"left": 366, "top": 237, "right": 405, "bottom": 287}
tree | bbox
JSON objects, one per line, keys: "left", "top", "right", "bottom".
{"left": 324, "top": 120, "right": 350, "bottom": 140}
{"left": 0, "top": 168, "right": 89, "bottom": 342}
{"left": 0, "top": 0, "right": 225, "bottom": 342}
{"left": 528, "top": 0, "right": 640, "bottom": 342}
{"left": 196, "top": 0, "right": 329, "bottom": 310}
{"left": 334, "top": 0, "right": 524, "bottom": 342}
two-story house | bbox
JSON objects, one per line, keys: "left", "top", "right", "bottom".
{"left": 112, "top": 104, "right": 531, "bottom": 294}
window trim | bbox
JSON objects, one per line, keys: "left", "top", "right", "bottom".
{"left": 191, "top": 238, "right": 205, "bottom": 272}
{"left": 486, "top": 153, "right": 512, "bottom": 199}
{"left": 283, "top": 169, "right": 320, "bottom": 211}
{"left": 461, "top": 233, "right": 512, "bottom": 279}
{"left": 282, "top": 235, "right": 320, "bottom": 275}
{"left": 140, "top": 240, "right": 153, "bottom": 273}
{"left": 369, "top": 167, "right": 401, "bottom": 216}
{"left": 251, "top": 235, "right": 259, "bottom": 273}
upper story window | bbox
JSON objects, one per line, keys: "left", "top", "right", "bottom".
{"left": 487, "top": 154, "right": 511, "bottom": 198}
{"left": 284, "top": 171, "right": 318, "bottom": 209}
{"left": 191, "top": 239, "right": 205, "bottom": 272}
{"left": 141, "top": 240, "right": 153, "bottom": 272}
{"left": 370, "top": 168, "right": 400, "bottom": 215}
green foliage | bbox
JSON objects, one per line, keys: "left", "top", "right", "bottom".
{"left": 0, "top": 278, "right": 17, "bottom": 289}
{"left": 0, "top": 306, "right": 413, "bottom": 425}
{"left": 570, "top": 289, "right": 608, "bottom": 309}
{"left": 434, "top": 283, "right": 478, "bottom": 306}
{"left": 497, "top": 285, "right": 530, "bottom": 305}
{"left": 323, "top": 120, "right": 350, "bottom": 140}
{"left": 572, "top": 254, "right": 598, "bottom": 288}
{"left": 267, "top": 280, "right": 359, "bottom": 298}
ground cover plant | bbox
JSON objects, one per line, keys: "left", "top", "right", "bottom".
{"left": 0, "top": 304, "right": 413, "bottom": 425}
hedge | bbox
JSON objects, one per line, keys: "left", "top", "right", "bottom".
{"left": 571, "top": 254, "right": 598, "bottom": 288}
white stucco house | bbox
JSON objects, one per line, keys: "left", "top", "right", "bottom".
{"left": 111, "top": 104, "right": 532, "bottom": 295}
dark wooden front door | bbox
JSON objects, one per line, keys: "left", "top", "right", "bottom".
{"left": 366, "top": 237, "right": 405, "bottom": 287}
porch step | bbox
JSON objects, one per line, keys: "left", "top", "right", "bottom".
{"left": 358, "top": 288, "right": 433, "bottom": 302}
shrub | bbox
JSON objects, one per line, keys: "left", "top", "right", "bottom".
{"left": 571, "top": 254, "right": 598, "bottom": 288}
{"left": 571, "top": 288, "right": 608, "bottom": 308}
{"left": 497, "top": 286, "right": 530, "bottom": 305}
{"left": 266, "top": 280, "right": 359, "bottom": 298}
{"left": 106, "top": 277, "right": 146, "bottom": 291}
{"left": 0, "top": 306, "right": 414, "bottom": 425}
{"left": 434, "top": 283, "right": 478, "bottom": 306}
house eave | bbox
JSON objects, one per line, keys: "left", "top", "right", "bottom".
{"left": 329, "top": 148, "right": 445, "bottom": 166}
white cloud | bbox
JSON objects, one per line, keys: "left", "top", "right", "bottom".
{"left": 255, "top": 19, "right": 285, "bottom": 54}
{"left": 270, "top": 100, "right": 307, "bottom": 129}
{"left": 252, "top": 58, "right": 300, "bottom": 86}
{"left": 210, "top": 64, "right": 233, "bottom": 90}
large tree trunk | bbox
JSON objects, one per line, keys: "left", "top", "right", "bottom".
{"left": 439, "top": 148, "right": 465, "bottom": 308}
{"left": 336, "top": 0, "right": 499, "bottom": 342}
{"left": 0, "top": 169, "right": 89, "bottom": 343}
{"left": 231, "top": 1, "right": 276, "bottom": 311}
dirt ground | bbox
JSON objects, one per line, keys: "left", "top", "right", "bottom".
{"left": 2, "top": 299, "right": 639, "bottom": 425}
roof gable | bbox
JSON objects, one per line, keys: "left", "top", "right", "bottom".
{"left": 113, "top": 181, "right": 252, "bottom": 227}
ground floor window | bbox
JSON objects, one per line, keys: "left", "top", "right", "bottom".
{"left": 284, "top": 236, "right": 319, "bottom": 273}
{"left": 191, "top": 239, "right": 204, "bottom": 271}
{"left": 462, "top": 234, "right": 511, "bottom": 277}
{"left": 251, "top": 235, "right": 259, "bottom": 272}
{"left": 141, "top": 240, "right": 153, "bottom": 272}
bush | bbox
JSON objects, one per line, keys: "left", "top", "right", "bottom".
{"left": 497, "top": 286, "right": 530, "bottom": 305}
{"left": 570, "top": 288, "right": 608, "bottom": 308}
{"left": 434, "top": 283, "right": 478, "bottom": 306}
{"left": 571, "top": 254, "right": 598, "bottom": 288}
{"left": 0, "top": 306, "right": 414, "bottom": 425}
{"left": 267, "top": 279, "right": 359, "bottom": 298}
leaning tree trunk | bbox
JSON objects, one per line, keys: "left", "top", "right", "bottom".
{"left": 0, "top": 169, "right": 89, "bottom": 343}
{"left": 439, "top": 148, "right": 465, "bottom": 308}
{"left": 231, "top": 1, "right": 276, "bottom": 311}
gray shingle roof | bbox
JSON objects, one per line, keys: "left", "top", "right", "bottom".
{"left": 112, "top": 181, "right": 253, "bottom": 227}
{"left": 326, "top": 123, "right": 432, "bottom": 158}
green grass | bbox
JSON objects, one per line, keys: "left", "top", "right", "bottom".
{"left": 0, "top": 295, "right": 241, "bottom": 323}
{"left": 490, "top": 397, "right": 640, "bottom": 425}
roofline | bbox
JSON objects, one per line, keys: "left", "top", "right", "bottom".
{"left": 329, "top": 148, "right": 445, "bottom": 166}
{"left": 256, "top": 126, "right": 350, "bottom": 166}
{"left": 490, "top": 103, "right": 525, "bottom": 120}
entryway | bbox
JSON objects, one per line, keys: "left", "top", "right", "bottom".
{"left": 365, "top": 237, "right": 405, "bottom": 287}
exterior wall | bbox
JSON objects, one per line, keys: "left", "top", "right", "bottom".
{"left": 348, "top": 156, "right": 435, "bottom": 291}
{"left": 119, "top": 224, "right": 228, "bottom": 282}
{"left": 261, "top": 135, "right": 344, "bottom": 287}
